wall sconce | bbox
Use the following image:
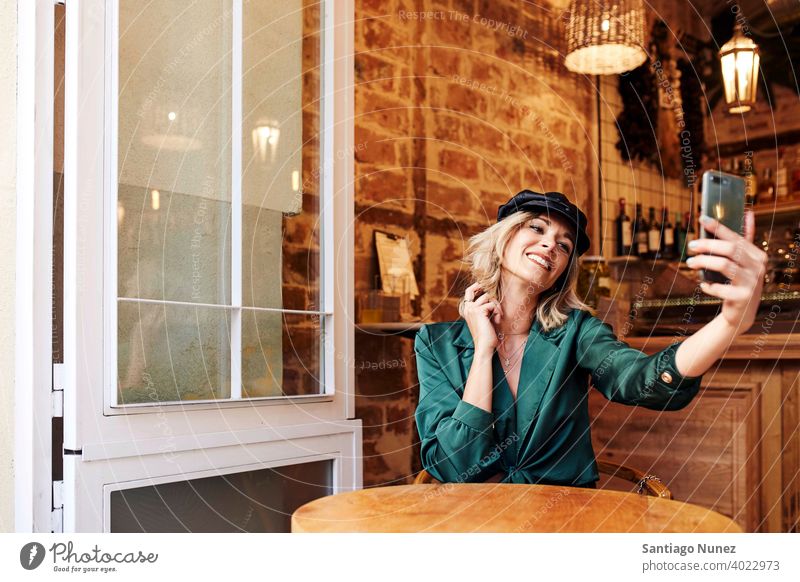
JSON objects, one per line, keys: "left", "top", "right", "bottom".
{"left": 251, "top": 121, "right": 281, "bottom": 163}
{"left": 564, "top": 0, "right": 648, "bottom": 75}
{"left": 719, "top": 24, "right": 760, "bottom": 114}
{"left": 139, "top": 103, "right": 203, "bottom": 151}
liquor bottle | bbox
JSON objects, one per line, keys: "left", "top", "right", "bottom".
{"left": 647, "top": 206, "right": 661, "bottom": 259}
{"left": 631, "top": 203, "right": 639, "bottom": 254}
{"left": 661, "top": 207, "right": 674, "bottom": 260}
{"left": 758, "top": 167, "right": 775, "bottom": 204}
{"left": 634, "top": 203, "right": 649, "bottom": 258}
{"left": 674, "top": 211, "right": 685, "bottom": 261}
{"left": 615, "top": 198, "right": 632, "bottom": 256}
{"left": 777, "top": 148, "right": 789, "bottom": 199}
{"left": 684, "top": 210, "right": 696, "bottom": 262}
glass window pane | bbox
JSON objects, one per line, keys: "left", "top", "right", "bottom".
{"left": 116, "top": 1, "right": 327, "bottom": 405}
{"left": 118, "top": 0, "right": 232, "bottom": 305}
{"left": 242, "top": 0, "right": 321, "bottom": 310}
{"left": 110, "top": 459, "right": 332, "bottom": 532}
{"left": 118, "top": 302, "right": 231, "bottom": 403}
{"left": 242, "top": 311, "right": 322, "bottom": 398}
{"left": 118, "top": 184, "right": 232, "bottom": 304}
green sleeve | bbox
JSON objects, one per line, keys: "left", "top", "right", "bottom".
{"left": 414, "top": 325, "right": 502, "bottom": 482}
{"left": 576, "top": 315, "right": 703, "bottom": 410}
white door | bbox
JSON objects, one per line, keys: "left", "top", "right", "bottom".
{"left": 62, "top": 0, "right": 359, "bottom": 532}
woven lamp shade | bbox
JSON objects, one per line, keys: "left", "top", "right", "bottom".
{"left": 564, "top": 0, "right": 648, "bottom": 75}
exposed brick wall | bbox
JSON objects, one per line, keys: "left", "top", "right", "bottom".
{"left": 280, "top": 0, "right": 322, "bottom": 396}
{"left": 354, "top": 0, "right": 599, "bottom": 486}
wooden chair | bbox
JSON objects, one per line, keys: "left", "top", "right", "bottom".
{"left": 414, "top": 459, "right": 672, "bottom": 499}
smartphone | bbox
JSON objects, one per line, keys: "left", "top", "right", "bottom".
{"left": 699, "top": 170, "right": 746, "bottom": 284}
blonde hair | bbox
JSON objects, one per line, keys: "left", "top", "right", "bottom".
{"left": 457, "top": 210, "right": 591, "bottom": 333}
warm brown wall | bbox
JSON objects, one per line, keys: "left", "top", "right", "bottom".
{"left": 354, "top": 0, "right": 598, "bottom": 486}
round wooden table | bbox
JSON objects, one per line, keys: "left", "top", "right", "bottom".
{"left": 292, "top": 483, "right": 743, "bottom": 533}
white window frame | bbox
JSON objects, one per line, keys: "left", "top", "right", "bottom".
{"left": 17, "top": 0, "right": 358, "bottom": 532}
{"left": 15, "top": 0, "right": 56, "bottom": 533}
{"left": 104, "top": 0, "right": 342, "bottom": 415}
{"left": 77, "top": 422, "right": 361, "bottom": 532}
{"left": 65, "top": 0, "right": 356, "bottom": 448}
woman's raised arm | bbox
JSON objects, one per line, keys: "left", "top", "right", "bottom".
{"left": 675, "top": 210, "right": 767, "bottom": 377}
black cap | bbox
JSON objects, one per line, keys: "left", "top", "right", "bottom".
{"left": 497, "top": 190, "right": 591, "bottom": 256}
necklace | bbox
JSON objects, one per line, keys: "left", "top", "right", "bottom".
{"left": 498, "top": 337, "right": 527, "bottom": 371}
{"left": 496, "top": 330, "right": 527, "bottom": 341}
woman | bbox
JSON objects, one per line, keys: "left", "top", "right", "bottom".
{"left": 414, "top": 189, "right": 767, "bottom": 487}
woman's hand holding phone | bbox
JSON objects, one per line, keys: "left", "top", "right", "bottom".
{"left": 684, "top": 210, "right": 767, "bottom": 333}
{"left": 462, "top": 282, "right": 503, "bottom": 354}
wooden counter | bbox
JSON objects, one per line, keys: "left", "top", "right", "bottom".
{"left": 589, "top": 333, "right": 800, "bottom": 533}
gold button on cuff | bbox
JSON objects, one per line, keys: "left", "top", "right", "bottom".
{"left": 660, "top": 371, "right": 673, "bottom": 384}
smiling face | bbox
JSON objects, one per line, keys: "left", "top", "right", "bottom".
{"left": 500, "top": 212, "right": 576, "bottom": 292}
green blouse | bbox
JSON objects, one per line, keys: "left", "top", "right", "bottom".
{"left": 414, "top": 308, "right": 704, "bottom": 486}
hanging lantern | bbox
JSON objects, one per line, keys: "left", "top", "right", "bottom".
{"left": 719, "top": 24, "right": 760, "bottom": 114}
{"left": 564, "top": 0, "right": 648, "bottom": 75}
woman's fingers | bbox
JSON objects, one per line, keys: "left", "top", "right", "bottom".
{"left": 688, "top": 239, "right": 763, "bottom": 269}
{"left": 463, "top": 283, "right": 503, "bottom": 325}
{"left": 481, "top": 302, "right": 497, "bottom": 321}
{"left": 699, "top": 215, "right": 743, "bottom": 242}
{"left": 473, "top": 293, "right": 490, "bottom": 306}
{"left": 475, "top": 298, "right": 501, "bottom": 317}
{"left": 464, "top": 282, "right": 481, "bottom": 302}
{"left": 686, "top": 238, "right": 737, "bottom": 259}
{"left": 744, "top": 209, "right": 755, "bottom": 244}
{"left": 685, "top": 254, "right": 740, "bottom": 281}
{"left": 699, "top": 280, "right": 752, "bottom": 301}
{"left": 492, "top": 301, "right": 503, "bottom": 324}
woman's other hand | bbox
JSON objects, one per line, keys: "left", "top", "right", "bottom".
{"left": 462, "top": 282, "right": 502, "bottom": 353}
{"left": 685, "top": 210, "right": 768, "bottom": 334}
